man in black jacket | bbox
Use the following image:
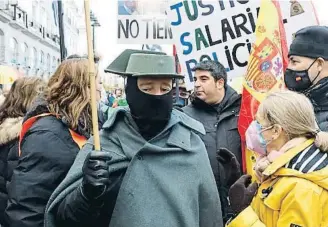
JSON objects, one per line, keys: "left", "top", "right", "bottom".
{"left": 284, "top": 26, "right": 328, "bottom": 131}
{"left": 183, "top": 60, "right": 242, "bottom": 223}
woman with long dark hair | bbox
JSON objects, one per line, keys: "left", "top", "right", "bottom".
{"left": 5, "top": 58, "right": 101, "bottom": 227}
{"left": 0, "top": 77, "right": 45, "bottom": 226}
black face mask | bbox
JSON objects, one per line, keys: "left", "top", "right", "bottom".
{"left": 125, "top": 77, "right": 173, "bottom": 140}
{"left": 284, "top": 59, "right": 321, "bottom": 92}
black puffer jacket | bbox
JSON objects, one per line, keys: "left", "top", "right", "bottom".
{"left": 183, "top": 85, "right": 242, "bottom": 223}
{"left": 306, "top": 77, "right": 328, "bottom": 131}
{"left": 5, "top": 99, "right": 89, "bottom": 227}
{"left": 0, "top": 117, "right": 22, "bottom": 226}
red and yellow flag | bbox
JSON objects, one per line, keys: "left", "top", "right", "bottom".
{"left": 238, "top": 0, "right": 288, "bottom": 175}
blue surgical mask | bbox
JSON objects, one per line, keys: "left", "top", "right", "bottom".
{"left": 173, "top": 97, "right": 187, "bottom": 107}
{"left": 177, "top": 98, "right": 186, "bottom": 106}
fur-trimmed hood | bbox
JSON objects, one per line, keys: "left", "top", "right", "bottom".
{"left": 0, "top": 117, "right": 23, "bottom": 145}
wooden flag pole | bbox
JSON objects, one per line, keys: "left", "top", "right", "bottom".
{"left": 84, "top": 0, "right": 101, "bottom": 150}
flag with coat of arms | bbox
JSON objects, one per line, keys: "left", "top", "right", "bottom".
{"left": 238, "top": 0, "right": 289, "bottom": 175}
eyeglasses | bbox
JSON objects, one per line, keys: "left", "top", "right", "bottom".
{"left": 255, "top": 121, "right": 273, "bottom": 133}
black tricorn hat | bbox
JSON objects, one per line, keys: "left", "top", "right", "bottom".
{"left": 104, "top": 49, "right": 183, "bottom": 79}
{"left": 104, "top": 49, "right": 166, "bottom": 75}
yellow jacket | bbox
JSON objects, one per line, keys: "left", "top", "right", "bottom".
{"left": 228, "top": 139, "right": 328, "bottom": 227}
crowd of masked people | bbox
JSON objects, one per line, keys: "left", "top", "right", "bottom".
{"left": 0, "top": 25, "right": 327, "bottom": 227}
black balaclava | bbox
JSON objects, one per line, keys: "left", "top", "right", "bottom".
{"left": 125, "top": 76, "right": 173, "bottom": 140}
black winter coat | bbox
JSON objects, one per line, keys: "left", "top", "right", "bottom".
{"left": 5, "top": 100, "right": 89, "bottom": 227}
{"left": 0, "top": 117, "right": 22, "bottom": 226}
{"left": 306, "top": 77, "right": 328, "bottom": 131}
{"left": 183, "top": 85, "right": 242, "bottom": 223}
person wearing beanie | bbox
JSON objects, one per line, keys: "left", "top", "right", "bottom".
{"left": 44, "top": 49, "right": 223, "bottom": 227}
{"left": 284, "top": 25, "right": 328, "bottom": 130}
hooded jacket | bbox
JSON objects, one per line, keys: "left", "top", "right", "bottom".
{"left": 183, "top": 85, "right": 242, "bottom": 223}
{"left": 228, "top": 139, "right": 328, "bottom": 227}
{"left": 44, "top": 107, "right": 223, "bottom": 227}
{"left": 0, "top": 117, "right": 22, "bottom": 225}
{"left": 5, "top": 99, "right": 89, "bottom": 227}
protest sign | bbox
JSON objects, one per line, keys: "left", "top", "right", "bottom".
{"left": 167, "top": 0, "right": 318, "bottom": 90}
{"left": 117, "top": 0, "right": 174, "bottom": 44}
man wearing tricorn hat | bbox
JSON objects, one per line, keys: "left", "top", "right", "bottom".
{"left": 44, "top": 50, "right": 223, "bottom": 227}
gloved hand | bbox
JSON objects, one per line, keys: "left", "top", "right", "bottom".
{"left": 81, "top": 150, "right": 112, "bottom": 201}
{"left": 228, "top": 175, "right": 258, "bottom": 215}
{"left": 217, "top": 148, "right": 241, "bottom": 188}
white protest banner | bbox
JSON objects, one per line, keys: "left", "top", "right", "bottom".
{"left": 167, "top": 0, "right": 319, "bottom": 90}
{"left": 117, "top": 0, "right": 174, "bottom": 44}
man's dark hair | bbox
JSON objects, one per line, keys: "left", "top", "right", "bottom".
{"left": 192, "top": 60, "right": 227, "bottom": 85}
{"left": 66, "top": 54, "right": 82, "bottom": 59}
{"left": 66, "top": 54, "right": 100, "bottom": 63}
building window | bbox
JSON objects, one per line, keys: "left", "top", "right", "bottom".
{"left": 47, "top": 53, "right": 50, "bottom": 72}
{"left": 41, "top": 7, "right": 46, "bottom": 27}
{"left": 70, "top": 37, "right": 74, "bottom": 53}
{"left": 32, "top": 1, "right": 37, "bottom": 21}
{"left": 31, "top": 47, "right": 37, "bottom": 68}
{"left": 67, "top": 11, "right": 72, "bottom": 25}
{"left": 52, "top": 56, "right": 56, "bottom": 71}
{"left": 10, "top": 38, "right": 19, "bottom": 64}
{"left": 0, "top": 29, "right": 4, "bottom": 63}
{"left": 40, "top": 51, "right": 44, "bottom": 65}
{"left": 47, "top": 17, "right": 51, "bottom": 35}
{"left": 22, "top": 43, "right": 29, "bottom": 66}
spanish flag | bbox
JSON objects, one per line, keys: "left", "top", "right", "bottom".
{"left": 238, "top": 0, "right": 288, "bottom": 174}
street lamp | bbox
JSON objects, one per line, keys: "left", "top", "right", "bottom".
{"left": 90, "top": 11, "right": 101, "bottom": 53}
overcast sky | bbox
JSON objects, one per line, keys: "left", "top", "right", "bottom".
{"left": 89, "top": 0, "right": 328, "bottom": 72}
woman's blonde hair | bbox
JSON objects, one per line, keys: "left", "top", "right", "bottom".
{"left": 0, "top": 77, "right": 45, "bottom": 124}
{"left": 257, "top": 90, "right": 328, "bottom": 151}
{"left": 47, "top": 58, "right": 92, "bottom": 132}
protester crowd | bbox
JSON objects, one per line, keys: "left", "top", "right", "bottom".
{"left": 0, "top": 25, "right": 328, "bottom": 227}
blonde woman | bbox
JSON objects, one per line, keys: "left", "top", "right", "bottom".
{"left": 6, "top": 58, "right": 101, "bottom": 227}
{"left": 227, "top": 90, "right": 328, "bottom": 227}
{"left": 0, "top": 77, "right": 45, "bottom": 226}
